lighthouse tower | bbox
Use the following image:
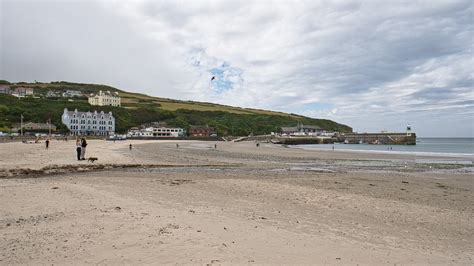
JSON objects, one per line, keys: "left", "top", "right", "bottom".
{"left": 406, "top": 124, "right": 412, "bottom": 136}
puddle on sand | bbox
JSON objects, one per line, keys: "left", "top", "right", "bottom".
{"left": 124, "top": 167, "right": 241, "bottom": 173}
{"left": 415, "top": 159, "right": 473, "bottom": 165}
{"left": 286, "top": 160, "right": 393, "bottom": 168}
{"left": 120, "top": 166, "right": 337, "bottom": 174}
{"left": 288, "top": 167, "right": 336, "bottom": 173}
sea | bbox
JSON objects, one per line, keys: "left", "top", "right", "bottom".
{"left": 294, "top": 138, "right": 474, "bottom": 160}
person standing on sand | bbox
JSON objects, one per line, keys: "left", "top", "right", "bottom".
{"left": 80, "top": 137, "right": 87, "bottom": 160}
{"left": 129, "top": 143, "right": 132, "bottom": 150}
{"left": 76, "top": 138, "right": 82, "bottom": 161}
{"left": 45, "top": 138, "right": 50, "bottom": 150}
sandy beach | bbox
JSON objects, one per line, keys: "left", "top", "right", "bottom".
{"left": 0, "top": 139, "right": 473, "bottom": 264}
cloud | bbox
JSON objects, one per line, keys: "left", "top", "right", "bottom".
{"left": 1, "top": 0, "right": 473, "bottom": 137}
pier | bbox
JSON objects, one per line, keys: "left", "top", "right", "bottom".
{"left": 340, "top": 133, "right": 416, "bottom": 145}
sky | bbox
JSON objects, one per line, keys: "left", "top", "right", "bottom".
{"left": 1, "top": 0, "right": 473, "bottom": 137}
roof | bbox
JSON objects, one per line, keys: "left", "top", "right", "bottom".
{"left": 12, "top": 122, "right": 57, "bottom": 130}
{"left": 302, "top": 125, "right": 322, "bottom": 130}
{"left": 63, "top": 108, "right": 114, "bottom": 119}
{"left": 149, "top": 122, "right": 168, "bottom": 127}
{"left": 281, "top": 124, "right": 322, "bottom": 132}
{"left": 90, "top": 90, "right": 120, "bottom": 97}
{"left": 281, "top": 127, "right": 298, "bottom": 132}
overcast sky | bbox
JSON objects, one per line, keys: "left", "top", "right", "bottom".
{"left": 1, "top": 0, "right": 473, "bottom": 137}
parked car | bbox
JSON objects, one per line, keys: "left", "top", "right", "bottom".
{"left": 107, "top": 134, "right": 127, "bottom": 141}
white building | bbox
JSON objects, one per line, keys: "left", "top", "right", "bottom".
{"left": 0, "top": 85, "right": 10, "bottom": 94}
{"left": 127, "top": 125, "right": 184, "bottom": 138}
{"left": 10, "top": 87, "right": 34, "bottom": 98}
{"left": 88, "top": 90, "right": 121, "bottom": 107}
{"left": 61, "top": 108, "right": 115, "bottom": 136}
{"left": 46, "top": 90, "right": 59, "bottom": 97}
{"left": 62, "top": 90, "right": 82, "bottom": 97}
{"left": 281, "top": 123, "right": 324, "bottom": 136}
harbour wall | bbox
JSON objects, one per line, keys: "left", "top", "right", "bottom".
{"left": 340, "top": 133, "right": 416, "bottom": 145}
{"left": 247, "top": 133, "right": 416, "bottom": 145}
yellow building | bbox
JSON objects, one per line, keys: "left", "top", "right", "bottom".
{"left": 88, "top": 90, "right": 121, "bottom": 107}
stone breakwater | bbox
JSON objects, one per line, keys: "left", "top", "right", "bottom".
{"left": 340, "top": 133, "right": 417, "bottom": 145}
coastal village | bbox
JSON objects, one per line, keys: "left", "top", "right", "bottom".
{"left": 1, "top": 85, "right": 226, "bottom": 139}
{"left": 2, "top": 2, "right": 472, "bottom": 265}
{"left": 0, "top": 83, "right": 338, "bottom": 139}
{"left": 0, "top": 82, "right": 415, "bottom": 145}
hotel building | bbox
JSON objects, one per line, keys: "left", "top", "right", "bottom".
{"left": 61, "top": 108, "right": 115, "bottom": 136}
{"left": 88, "top": 90, "right": 121, "bottom": 107}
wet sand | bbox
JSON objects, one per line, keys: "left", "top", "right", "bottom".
{"left": 0, "top": 139, "right": 473, "bottom": 264}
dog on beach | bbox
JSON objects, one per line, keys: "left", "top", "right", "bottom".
{"left": 87, "top": 157, "right": 98, "bottom": 163}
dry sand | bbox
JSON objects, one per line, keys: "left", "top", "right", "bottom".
{"left": 0, "top": 139, "right": 473, "bottom": 264}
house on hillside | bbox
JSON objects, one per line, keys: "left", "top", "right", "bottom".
{"left": 189, "top": 125, "right": 215, "bottom": 137}
{"left": 11, "top": 87, "right": 34, "bottom": 97}
{"left": 88, "top": 90, "right": 121, "bottom": 107}
{"left": 61, "top": 108, "right": 115, "bottom": 136}
{"left": 0, "top": 85, "right": 11, "bottom": 94}
{"left": 62, "top": 90, "right": 82, "bottom": 97}
{"left": 46, "top": 90, "right": 59, "bottom": 97}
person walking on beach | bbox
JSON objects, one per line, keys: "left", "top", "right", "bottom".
{"left": 129, "top": 143, "right": 132, "bottom": 151}
{"left": 45, "top": 138, "right": 50, "bottom": 150}
{"left": 76, "top": 138, "right": 82, "bottom": 161}
{"left": 214, "top": 143, "right": 217, "bottom": 149}
{"left": 80, "top": 137, "right": 87, "bottom": 160}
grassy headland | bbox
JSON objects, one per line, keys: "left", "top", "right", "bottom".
{"left": 0, "top": 81, "right": 352, "bottom": 135}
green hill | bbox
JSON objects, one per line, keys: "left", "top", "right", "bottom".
{"left": 0, "top": 81, "right": 352, "bottom": 135}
